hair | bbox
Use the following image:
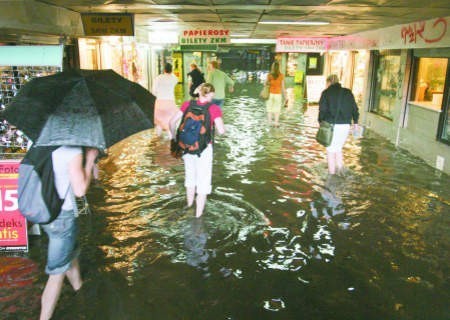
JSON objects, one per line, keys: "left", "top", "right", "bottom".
{"left": 190, "top": 63, "right": 198, "bottom": 69}
{"left": 210, "top": 60, "right": 219, "bottom": 69}
{"left": 164, "top": 63, "right": 173, "bottom": 73}
{"left": 270, "top": 61, "right": 280, "bottom": 80}
{"left": 326, "top": 74, "right": 339, "bottom": 85}
{"left": 197, "top": 83, "right": 215, "bottom": 96}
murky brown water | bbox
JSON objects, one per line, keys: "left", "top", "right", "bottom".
{"left": 1, "top": 83, "right": 449, "bottom": 319}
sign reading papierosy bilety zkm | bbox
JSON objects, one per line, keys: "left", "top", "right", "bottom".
{"left": 0, "top": 160, "right": 28, "bottom": 252}
{"left": 179, "top": 29, "right": 230, "bottom": 45}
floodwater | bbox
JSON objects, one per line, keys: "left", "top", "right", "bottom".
{"left": 1, "top": 82, "right": 449, "bottom": 320}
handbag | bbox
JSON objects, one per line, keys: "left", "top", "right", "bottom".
{"left": 170, "top": 139, "right": 183, "bottom": 159}
{"left": 260, "top": 85, "right": 269, "bottom": 100}
{"left": 316, "top": 121, "right": 334, "bottom": 147}
{"left": 316, "top": 90, "right": 343, "bottom": 147}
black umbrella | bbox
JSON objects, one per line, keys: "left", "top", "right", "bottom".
{"left": 2, "top": 69, "right": 155, "bottom": 149}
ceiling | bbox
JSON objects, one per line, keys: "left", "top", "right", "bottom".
{"left": 34, "top": 0, "right": 450, "bottom": 41}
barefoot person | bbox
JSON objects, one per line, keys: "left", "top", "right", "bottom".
{"left": 318, "top": 74, "right": 359, "bottom": 175}
{"left": 169, "top": 83, "right": 225, "bottom": 217}
{"left": 40, "top": 146, "right": 99, "bottom": 320}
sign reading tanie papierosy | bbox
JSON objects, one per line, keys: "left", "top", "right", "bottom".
{"left": 276, "top": 37, "right": 329, "bottom": 52}
{"left": 0, "top": 160, "right": 28, "bottom": 252}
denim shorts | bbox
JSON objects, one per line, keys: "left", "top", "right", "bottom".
{"left": 41, "top": 210, "right": 80, "bottom": 275}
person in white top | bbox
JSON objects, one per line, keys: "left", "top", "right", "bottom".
{"left": 152, "top": 63, "right": 179, "bottom": 139}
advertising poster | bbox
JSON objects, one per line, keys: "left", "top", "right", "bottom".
{"left": 306, "top": 76, "right": 326, "bottom": 103}
{"left": 0, "top": 160, "right": 28, "bottom": 252}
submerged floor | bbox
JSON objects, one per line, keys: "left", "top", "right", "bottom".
{"left": 1, "top": 83, "right": 449, "bottom": 319}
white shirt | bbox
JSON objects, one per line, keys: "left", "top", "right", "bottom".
{"left": 52, "top": 146, "right": 82, "bottom": 210}
{"left": 152, "top": 73, "right": 178, "bottom": 100}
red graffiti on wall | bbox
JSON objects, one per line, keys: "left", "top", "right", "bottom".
{"left": 401, "top": 18, "right": 447, "bottom": 44}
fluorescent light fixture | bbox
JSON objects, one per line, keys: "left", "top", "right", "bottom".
{"left": 231, "top": 38, "right": 276, "bottom": 44}
{"left": 148, "top": 31, "right": 178, "bottom": 44}
{"left": 259, "top": 21, "right": 329, "bottom": 25}
{"left": 230, "top": 34, "right": 250, "bottom": 38}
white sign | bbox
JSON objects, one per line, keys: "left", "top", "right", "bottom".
{"left": 329, "top": 16, "right": 450, "bottom": 50}
{"left": 306, "top": 76, "right": 326, "bottom": 103}
{"left": 276, "top": 37, "right": 329, "bottom": 52}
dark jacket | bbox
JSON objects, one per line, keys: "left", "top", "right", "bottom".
{"left": 318, "top": 83, "right": 359, "bottom": 124}
{"left": 188, "top": 68, "right": 205, "bottom": 97}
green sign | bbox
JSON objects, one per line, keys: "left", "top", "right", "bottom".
{"left": 180, "top": 44, "right": 218, "bottom": 51}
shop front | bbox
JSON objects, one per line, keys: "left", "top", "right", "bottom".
{"left": 78, "top": 37, "right": 150, "bottom": 91}
{"left": 331, "top": 16, "right": 450, "bottom": 173}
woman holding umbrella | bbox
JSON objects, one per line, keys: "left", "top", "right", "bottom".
{"left": 40, "top": 146, "right": 99, "bottom": 320}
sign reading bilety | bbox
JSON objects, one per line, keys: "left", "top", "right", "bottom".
{"left": 179, "top": 29, "right": 230, "bottom": 45}
{"left": 82, "top": 13, "right": 134, "bottom": 36}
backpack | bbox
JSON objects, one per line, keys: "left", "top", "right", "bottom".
{"left": 18, "top": 146, "right": 66, "bottom": 224}
{"left": 177, "top": 101, "right": 213, "bottom": 156}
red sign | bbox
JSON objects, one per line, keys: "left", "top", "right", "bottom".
{"left": 0, "top": 160, "right": 28, "bottom": 252}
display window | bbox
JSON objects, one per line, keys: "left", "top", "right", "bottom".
{"left": 370, "top": 50, "right": 401, "bottom": 120}
{"left": 79, "top": 37, "right": 149, "bottom": 90}
{"left": 0, "top": 66, "right": 61, "bottom": 150}
{"left": 410, "top": 57, "right": 448, "bottom": 110}
{"left": 351, "top": 50, "right": 369, "bottom": 106}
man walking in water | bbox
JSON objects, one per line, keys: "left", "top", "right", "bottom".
{"left": 206, "top": 60, "right": 234, "bottom": 108}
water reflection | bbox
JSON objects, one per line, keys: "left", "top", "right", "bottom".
{"left": 1, "top": 81, "right": 449, "bottom": 319}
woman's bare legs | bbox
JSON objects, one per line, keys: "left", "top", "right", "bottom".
{"left": 66, "top": 258, "right": 82, "bottom": 291}
{"left": 40, "top": 274, "right": 65, "bottom": 320}
{"left": 327, "top": 151, "right": 337, "bottom": 174}
{"left": 274, "top": 112, "right": 280, "bottom": 127}
{"left": 186, "top": 187, "right": 196, "bottom": 207}
{"left": 40, "top": 258, "right": 83, "bottom": 320}
{"left": 195, "top": 193, "right": 207, "bottom": 218}
{"left": 335, "top": 151, "right": 344, "bottom": 174}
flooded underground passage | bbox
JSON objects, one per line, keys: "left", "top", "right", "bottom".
{"left": 1, "top": 81, "right": 449, "bottom": 320}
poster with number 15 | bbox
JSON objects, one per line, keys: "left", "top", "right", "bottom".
{"left": 0, "top": 160, "right": 28, "bottom": 252}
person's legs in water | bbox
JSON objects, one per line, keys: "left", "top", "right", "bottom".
{"left": 196, "top": 193, "right": 207, "bottom": 218}
{"left": 40, "top": 210, "right": 80, "bottom": 320}
{"left": 326, "top": 124, "right": 350, "bottom": 174}
{"left": 267, "top": 112, "right": 273, "bottom": 125}
{"left": 183, "top": 153, "right": 197, "bottom": 208}
{"left": 65, "top": 258, "right": 82, "bottom": 291}
{"left": 327, "top": 151, "right": 337, "bottom": 174}
{"left": 194, "top": 145, "right": 213, "bottom": 217}
{"left": 186, "top": 186, "right": 196, "bottom": 208}
{"left": 335, "top": 151, "right": 345, "bottom": 175}
{"left": 40, "top": 273, "right": 65, "bottom": 320}
{"left": 274, "top": 111, "right": 280, "bottom": 127}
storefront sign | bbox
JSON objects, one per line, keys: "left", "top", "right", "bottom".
{"left": 0, "top": 160, "right": 27, "bottom": 252}
{"left": 276, "top": 37, "right": 329, "bottom": 52}
{"left": 306, "top": 76, "right": 326, "bottom": 103}
{"left": 179, "top": 29, "right": 230, "bottom": 45}
{"left": 82, "top": 13, "right": 134, "bottom": 36}
{"left": 0, "top": 46, "right": 63, "bottom": 67}
{"left": 329, "top": 16, "right": 450, "bottom": 50}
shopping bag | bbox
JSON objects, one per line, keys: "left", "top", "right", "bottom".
{"left": 315, "top": 121, "right": 334, "bottom": 147}
{"left": 260, "top": 86, "right": 269, "bottom": 100}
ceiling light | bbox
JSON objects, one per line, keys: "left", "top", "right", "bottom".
{"left": 259, "top": 21, "right": 329, "bottom": 26}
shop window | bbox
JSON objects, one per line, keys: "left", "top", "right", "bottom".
{"left": 370, "top": 50, "right": 401, "bottom": 120}
{"left": 1, "top": 66, "right": 61, "bottom": 150}
{"left": 410, "top": 57, "right": 448, "bottom": 110}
